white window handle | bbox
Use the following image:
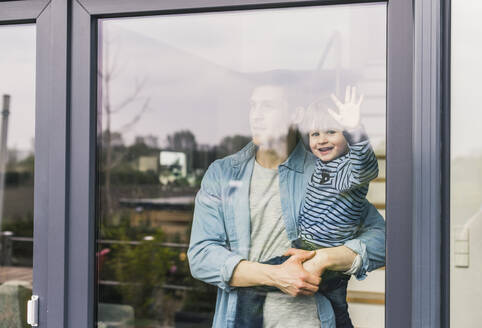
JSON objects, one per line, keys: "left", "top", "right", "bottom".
{"left": 27, "top": 295, "right": 39, "bottom": 326}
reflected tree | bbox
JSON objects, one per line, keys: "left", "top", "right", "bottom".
{"left": 216, "top": 135, "right": 251, "bottom": 157}
{"left": 100, "top": 37, "right": 151, "bottom": 218}
{"left": 166, "top": 130, "right": 197, "bottom": 152}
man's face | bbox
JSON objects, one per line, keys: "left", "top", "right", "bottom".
{"left": 249, "top": 85, "right": 291, "bottom": 147}
{"left": 309, "top": 129, "right": 348, "bottom": 162}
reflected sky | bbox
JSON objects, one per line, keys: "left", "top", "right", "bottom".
{"left": 0, "top": 24, "right": 36, "bottom": 152}
{"left": 99, "top": 4, "right": 387, "bottom": 149}
{"left": 104, "top": 4, "right": 379, "bottom": 73}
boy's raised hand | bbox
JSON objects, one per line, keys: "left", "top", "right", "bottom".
{"left": 328, "top": 86, "right": 364, "bottom": 129}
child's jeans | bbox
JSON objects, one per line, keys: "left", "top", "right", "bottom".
{"left": 234, "top": 239, "right": 354, "bottom": 328}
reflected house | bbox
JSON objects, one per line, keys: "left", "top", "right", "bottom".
{"left": 124, "top": 151, "right": 193, "bottom": 243}
{"left": 159, "top": 150, "right": 187, "bottom": 185}
{"left": 138, "top": 156, "right": 158, "bottom": 173}
{"left": 119, "top": 196, "right": 194, "bottom": 243}
{"left": 117, "top": 151, "right": 198, "bottom": 243}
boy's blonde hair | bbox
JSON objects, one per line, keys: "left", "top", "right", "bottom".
{"left": 299, "top": 97, "right": 343, "bottom": 135}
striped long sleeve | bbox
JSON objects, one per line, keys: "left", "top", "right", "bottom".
{"left": 298, "top": 126, "right": 379, "bottom": 247}
{"left": 334, "top": 136, "right": 379, "bottom": 192}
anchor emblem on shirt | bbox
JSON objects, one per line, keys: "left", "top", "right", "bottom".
{"left": 312, "top": 169, "right": 331, "bottom": 184}
{"left": 320, "top": 170, "right": 331, "bottom": 184}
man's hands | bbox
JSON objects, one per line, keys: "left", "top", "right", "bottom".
{"left": 231, "top": 246, "right": 356, "bottom": 297}
{"left": 284, "top": 248, "right": 330, "bottom": 278}
{"left": 328, "top": 86, "right": 364, "bottom": 129}
{"left": 268, "top": 250, "right": 321, "bottom": 296}
{"left": 285, "top": 246, "right": 358, "bottom": 278}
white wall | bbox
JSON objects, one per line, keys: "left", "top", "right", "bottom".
{"left": 451, "top": 1, "right": 482, "bottom": 326}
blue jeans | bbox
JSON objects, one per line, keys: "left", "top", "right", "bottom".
{"left": 234, "top": 241, "right": 354, "bottom": 328}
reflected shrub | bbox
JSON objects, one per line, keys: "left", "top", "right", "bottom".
{"left": 98, "top": 216, "right": 217, "bottom": 323}
{"left": 107, "top": 232, "right": 175, "bottom": 319}
{"left": 5, "top": 171, "right": 34, "bottom": 186}
{"left": 1, "top": 212, "right": 33, "bottom": 237}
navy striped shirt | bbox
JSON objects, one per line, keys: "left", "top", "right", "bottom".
{"left": 298, "top": 132, "right": 379, "bottom": 247}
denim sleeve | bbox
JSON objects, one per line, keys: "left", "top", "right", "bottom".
{"left": 187, "top": 162, "right": 245, "bottom": 292}
{"left": 343, "top": 202, "right": 386, "bottom": 280}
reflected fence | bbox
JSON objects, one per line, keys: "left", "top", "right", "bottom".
{"left": 1, "top": 232, "right": 215, "bottom": 327}
{"left": 0, "top": 231, "right": 192, "bottom": 286}
{"left": 0, "top": 232, "right": 213, "bottom": 293}
{"left": 0, "top": 231, "right": 32, "bottom": 267}
{"left": 96, "top": 239, "right": 193, "bottom": 290}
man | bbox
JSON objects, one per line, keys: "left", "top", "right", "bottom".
{"left": 188, "top": 84, "right": 385, "bottom": 328}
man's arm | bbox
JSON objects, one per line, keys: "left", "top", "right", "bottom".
{"left": 187, "top": 162, "right": 245, "bottom": 292}
{"left": 230, "top": 252, "right": 321, "bottom": 296}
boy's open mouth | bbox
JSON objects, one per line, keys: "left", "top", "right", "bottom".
{"left": 318, "top": 146, "right": 334, "bottom": 154}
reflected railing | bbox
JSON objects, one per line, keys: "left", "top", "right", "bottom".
{"left": 0, "top": 232, "right": 33, "bottom": 267}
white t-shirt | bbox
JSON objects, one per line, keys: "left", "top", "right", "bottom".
{"left": 249, "top": 160, "right": 320, "bottom": 328}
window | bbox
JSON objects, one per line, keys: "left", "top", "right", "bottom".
{"left": 96, "top": 5, "right": 387, "bottom": 327}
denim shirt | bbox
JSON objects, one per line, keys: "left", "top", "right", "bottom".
{"left": 188, "top": 141, "right": 386, "bottom": 328}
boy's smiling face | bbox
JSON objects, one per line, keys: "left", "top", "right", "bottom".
{"left": 309, "top": 129, "right": 348, "bottom": 162}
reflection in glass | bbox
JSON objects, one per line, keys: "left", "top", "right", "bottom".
{"left": 450, "top": 1, "right": 482, "bottom": 326}
{"left": 0, "top": 24, "right": 36, "bottom": 325}
{"left": 97, "top": 5, "right": 386, "bottom": 327}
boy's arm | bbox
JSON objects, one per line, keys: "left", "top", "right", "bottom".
{"left": 334, "top": 125, "right": 379, "bottom": 192}
{"left": 327, "top": 86, "right": 378, "bottom": 191}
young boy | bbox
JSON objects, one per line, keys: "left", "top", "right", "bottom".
{"left": 235, "top": 86, "right": 378, "bottom": 328}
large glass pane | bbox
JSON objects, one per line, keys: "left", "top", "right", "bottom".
{"left": 96, "top": 4, "right": 386, "bottom": 327}
{"left": 450, "top": 1, "right": 482, "bottom": 326}
{"left": 0, "top": 24, "right": 36, "bottom": 325}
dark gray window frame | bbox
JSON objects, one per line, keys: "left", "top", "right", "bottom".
{"left": 0, "top": 0, "right": 69, "bottom": 327}
{"left": 0, "top": 0, "right": 450, "bottom": 327}
{"left": 0, "top": 0, "right": 50, "bottom": 23}
{"left": 441, "top": 1, "right": 451, "bottom": 327}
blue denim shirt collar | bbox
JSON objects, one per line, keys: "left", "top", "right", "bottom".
{"left": 280, "top": 140, "right": 306, "bottom": 174}
{"left": 230, "top": 140, "right": 307, "bottom": 174}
